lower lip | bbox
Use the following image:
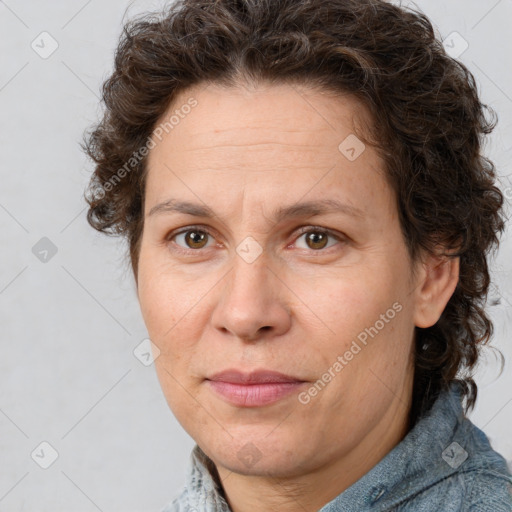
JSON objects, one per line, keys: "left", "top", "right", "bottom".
{"left": 206, "top": 380, "right": 305, "bottom": 407}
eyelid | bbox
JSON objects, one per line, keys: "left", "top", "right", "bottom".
{"left": 294, "top": 225, "right": 344, "bottom": 240}
{"left": 166, "top": 224, "right": 217, "bottom": 240}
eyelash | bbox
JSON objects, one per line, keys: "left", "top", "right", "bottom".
{"left": 165, "top": 225, "right": 345, "bottom": 255}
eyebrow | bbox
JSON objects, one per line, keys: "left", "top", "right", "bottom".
{"left": 147, "top": 198, "right": 365, "bottom": 222}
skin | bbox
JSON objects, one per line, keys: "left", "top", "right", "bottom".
{"left": 136, "top": 81, "right": 459, "bottom": 512}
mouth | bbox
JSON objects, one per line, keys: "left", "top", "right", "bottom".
{"left": 205, "top": 369, "right": 307, "bottom": 407}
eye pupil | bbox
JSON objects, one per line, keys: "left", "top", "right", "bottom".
{"left": 306, "top": 232, "right": 328, "bottom": 250}
{"left": 186, "top": 231, "right": 208, "bottom": 248}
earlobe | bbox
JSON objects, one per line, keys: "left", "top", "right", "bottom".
{"left": 413, "top": 253, "right": 460, "bottom": 329}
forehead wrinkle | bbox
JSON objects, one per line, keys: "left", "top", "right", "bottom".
{"left": 180, "top": 141, "right": 329, "bottom": 151}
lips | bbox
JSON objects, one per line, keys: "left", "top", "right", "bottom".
{"left": 206, "top": 369, "right": 305, "bottom": 384}
{"left": 205, "top": 369, "right": 307, "bottom": 407}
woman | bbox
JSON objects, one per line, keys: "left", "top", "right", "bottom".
{"left": 84, "top": 0, "right": 512, "bottom": 510}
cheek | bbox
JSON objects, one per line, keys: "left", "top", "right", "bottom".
{"left": 137, "top": 250, "right": 180, "bottom": 345}
{"left": 310, "top": 267, "right": 402, "bottom": 334}
{"left": 310, "top": 263, "right": 414, "bottom": 382}
{"left": 137, "top": 252, "right": 211, "bottom": 365}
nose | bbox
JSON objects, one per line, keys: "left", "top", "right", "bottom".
{"left": 210, "top": 252, "right": 292, "bottom": 342}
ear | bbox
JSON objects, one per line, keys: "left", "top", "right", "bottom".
{"left": 413, "top": 251, "right": 460, "bottom": 329}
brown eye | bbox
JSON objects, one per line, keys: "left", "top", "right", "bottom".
{"left": 184, "top": 230, "right": 209, "bottom": 249}
{"left": 304, "top": 231, "right": 329, "bottom": 250}
{"left": 295, "top": 228, "right": 340, "bottom": 251}
{"left": 170, "top": 228, "right": 214, "bottom": 251}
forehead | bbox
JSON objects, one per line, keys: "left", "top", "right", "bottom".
{"left": 183, "top": 80, "right": 362, "bottom": 121}
{"left": 144, "top": 82, "right": 390, "bottom": 216}
{"left": 149, "top": 81, "right": 374, "bottom": 157}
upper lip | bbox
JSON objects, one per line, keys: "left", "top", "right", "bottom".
{"left": 206, "top": 369, "right": 305, "bottom": 384}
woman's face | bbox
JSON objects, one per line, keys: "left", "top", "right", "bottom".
{"left": 137, "top": 82, "right": 427, "bottom": 479}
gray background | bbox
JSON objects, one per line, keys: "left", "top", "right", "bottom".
{"left": 0, "top": 0, "right": 511, "bottom": 510}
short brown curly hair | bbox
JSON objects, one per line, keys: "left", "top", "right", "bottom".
{"left": 83, "top": 0, "right": 506, "bottom": 423}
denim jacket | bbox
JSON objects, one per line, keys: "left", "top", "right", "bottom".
{"left": 161, "top": 383, "right": 512, "bottom": 511}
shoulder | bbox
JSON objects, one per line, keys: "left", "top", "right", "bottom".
{"left": 159, "top": 492, "right": 188, "bottom": 512}
{"left": 378, "top": 392, "right": 512, "bottom": 511}
{"left": 387, "top": 469, "right": 512, "bottom": 512}
{"left": 461, "top": 469, "right": 512, "bottom": 511}
{"left": 421, "top": 417, "right": 512, "bottom": 511}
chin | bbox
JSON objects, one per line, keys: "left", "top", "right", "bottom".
{"left": 200, "top": 429, "right": 311, "bottom": 477}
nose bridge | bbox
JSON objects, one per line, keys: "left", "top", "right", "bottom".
{"left": 211, "top": 246, "right": 291, "bottom": 340}
{"left": 225, "top": 248, "right": 273, "bottom": 314}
